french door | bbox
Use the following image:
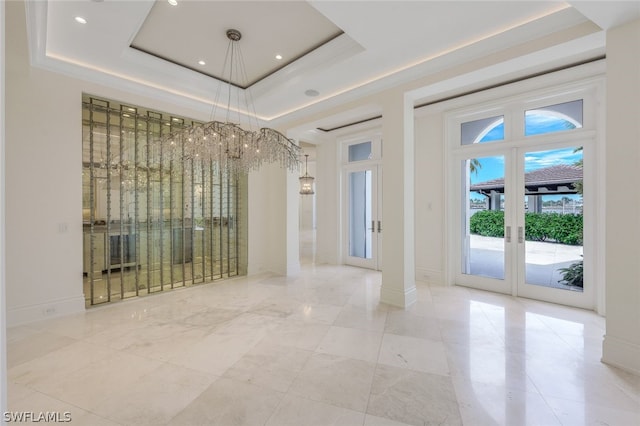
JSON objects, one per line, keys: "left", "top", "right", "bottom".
{"left": 455, "top": 141, "right": 593, "bottom": 308}
{"left": 343, "top": 164, "right": 382, "bottom": 270}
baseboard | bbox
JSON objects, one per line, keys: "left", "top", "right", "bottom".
{"left": 380, "top": 284, "right": 417, "bottom": 308}
{"left": 415, "top": 267, "right": 443, "bottom": 285}
{"left": 7, "top": 295, "right": 85, "bottom": 327}
{"left": 602, "top": 334, "right": 640, "bottom": 375}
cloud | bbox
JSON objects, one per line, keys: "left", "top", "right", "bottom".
{"left": 524, "top": 148, "right": 581, "bottom": 171}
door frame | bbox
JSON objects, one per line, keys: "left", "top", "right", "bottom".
{"left": 443, "top": 74, "right": 604, "bottom": 311}
{"left": 450, "top": 135, "right": 596, "bottom": 308}
{"left": 514, "top": 139, "right": 595, "bottom": 309}
{"left": 339, "top": 132, "right": 383, "bottom": 270}
{"left": 342, "top": 163, "right": 382, "bottom": 269}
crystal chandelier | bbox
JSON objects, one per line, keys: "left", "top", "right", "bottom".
{"left": 299, "top": 154, "right": 315, "bottom": 195}
{"left": 160, "top": 29, "right": 301, "bottom": 174}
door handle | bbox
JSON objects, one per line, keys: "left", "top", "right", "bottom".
{"left": 518, "top": 226, "right": 524, "bottom": 243}
{"left": 506, "top": 226, "right": 511, "bottom": 243}
{"left": 377, "top": 220, "right": 382, "bottom": 233}
{"left": 369, "top": 220, "right": 375, "bottom": 232}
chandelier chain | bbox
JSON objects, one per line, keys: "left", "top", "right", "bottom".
{"left": 160, "top": 28, "right": 301, "bottom": 175}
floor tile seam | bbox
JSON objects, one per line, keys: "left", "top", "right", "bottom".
{"left": 376, "top": 358, "right": 452, "bottom": 379}
{"left": 6, "top": 337, "right": 92, "bottom": 372}
{"left": 613, "top": 380, "right": 640, "bottom": 406}
{"left": 134, "top": 357, "right": 220, "bottom": 387}
{"left": 303, "top": 323, "right": 331, "bottom": 352}
{"left": 553, "top": 330, "right": 605, "bottom": 363}
{"left": 6, "top": 325, "right": 61, "bottom": 342}
{"left": 210, "top": 374, "right": 290, "bottom": 425}
{"left": 382, "top": 329, "right": 446, "bottom": 345}
{"left": 162, "top": 356, "right": 225, "bottom": 378}
{"left": 536, "top": 391, "right": 618, "bottom": 425}
{"left": 362, "top": 325, "right": 389, "bottom": 420}
{"left": 12, "top": 387, "right": 125, "bottom": 426}
{"left": 526, "top": 376, "right": 593, "bottom": 410}
{"left": 5, "top": 381, "right": 37, "bottom": 406}
{"left": 254, "top": 343, "right": 342, "bottom": 420}
{"left": 378, "top": 332, "right": 453, "bottom": 376}
{"left": 449, "top": 375, "right": 543, "bottom": 397}
{"left": 283, "top": 390, "right": 368, "bottom": 419}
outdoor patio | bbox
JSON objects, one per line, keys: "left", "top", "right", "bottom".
{"left": 469, "top": 235, "right": 584, "bottom": 291}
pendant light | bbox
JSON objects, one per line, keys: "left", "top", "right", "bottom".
{"left": 299, "top": 154, "right": 315, "bottom": 195}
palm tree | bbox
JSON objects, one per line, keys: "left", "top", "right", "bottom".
{"left": 469, "top": 158, "right": 482, "bottom": 176}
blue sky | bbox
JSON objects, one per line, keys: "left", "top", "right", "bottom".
{"left": 469, "top": 115, "right": 583, "bottom": 201}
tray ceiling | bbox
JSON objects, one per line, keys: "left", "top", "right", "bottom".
{"left": 28, "top": 1, "right": 640, "bottom": 133}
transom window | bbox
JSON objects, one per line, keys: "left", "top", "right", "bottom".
{"left": 460, "top": 98, "right": 584, "bottom": 145}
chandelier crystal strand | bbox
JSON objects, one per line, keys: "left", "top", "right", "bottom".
{"left": 157, "top": 29, "right": 300, "bottom": 176}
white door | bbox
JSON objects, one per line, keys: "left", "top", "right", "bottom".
{"left": 455, "top": 142, "right": 593, "bottom": 308}
{"left": 514, "top": 143, "right": 593, "bottom": 308}
{"left": 344, "top": 164, "right": 382, "bottom": 270}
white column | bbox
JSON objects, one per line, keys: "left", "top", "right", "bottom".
{"left": 602, "top": 18, "right": 640, "bottom": 374}
{"left": 380, "top": 91, "right": 417, "bottom": 308}
{"left": 286, "top": 168, "right": 300, "bottom": 275}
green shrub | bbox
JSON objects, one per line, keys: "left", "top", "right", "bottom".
{"left": 469, "top": 210, "right": 582, "bottom": 245}
{"left": 469, "top": 210, "right": 504, "bottom": 237}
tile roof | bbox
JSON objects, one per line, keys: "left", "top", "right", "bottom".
{"left": 470, "top": 164, "right": 583, "bottom": 194}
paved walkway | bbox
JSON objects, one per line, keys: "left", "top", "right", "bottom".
{"left": 469, "top": 235, "right": 583, "bottom": 291}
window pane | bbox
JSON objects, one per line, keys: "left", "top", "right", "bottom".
{"left": 348, "top": 141, "right": 372, "bottom": 162}
{"left": 523, "top": 147, "right": 583, "bottom": 292}
{"left": 464, "top": 155, "right": 505, "bottom": 279}
{"left": 525, "top": 99, "right": 583, "bottom": 136}
{"left": 349, "top": 170, "right": 372, "bottom": 259}
{"left": 461, "top": 116, "right": 504, "bottom": 145}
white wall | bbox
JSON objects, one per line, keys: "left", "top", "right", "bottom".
{"left": 414, "top": 113, "right": 445, "bottom": 284}
{"left": 602, "top": 18, "right": 640, "bottom": 375}
{"left": 5, "top": 1, "right": 284, "bottom": 325}
{"left": 315, "top": 141, "right": 340, "bottom": 265}
{"left": 6, "top": 1, "right": 84, "bottom": 324}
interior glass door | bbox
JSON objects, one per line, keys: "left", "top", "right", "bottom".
{"left": 345, "top": 165, "right": 381, "bottom": 269}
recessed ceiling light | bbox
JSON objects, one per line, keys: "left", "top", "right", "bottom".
{"left": 305, "top": 89, "right": 320, "bottom": 97}
{"left": 168, "top": 0, "right": 178, "bottom": 5}
{"left": 74, "top": 16, "right": 87, "bottom": 24}
{"left": 275, "top": 54, "right": 283, "bottom": 60}
{"left": 198, "top": 60, "right": 206, "bottom": 66}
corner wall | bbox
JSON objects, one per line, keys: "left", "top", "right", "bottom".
{"left": 414, "top": 113, "right": 445, "bottom": 284}
{"left": 602, "top": 18, "right": 640, "bottom": 374}
{"left": 6, "top": 1, "right": 85, "bottom": 324}
{"left": 315, "top": 141, "right": 341, "bottom": 265}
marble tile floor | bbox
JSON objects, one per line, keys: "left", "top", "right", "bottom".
{"left": 7, "top": 264, "right": 640, "bottom": 425}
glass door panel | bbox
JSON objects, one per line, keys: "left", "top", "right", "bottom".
{"left": 521, "top": 147, "right": 584, "bottom": 292}
{"left": 457, "top": 154, "right": 511, "bottom": 292}
{"left": 345, "top": 165, "right": 381, "bottom": 269}
{"left": 349, "top": 170, "right": 372, "bottom": 259}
